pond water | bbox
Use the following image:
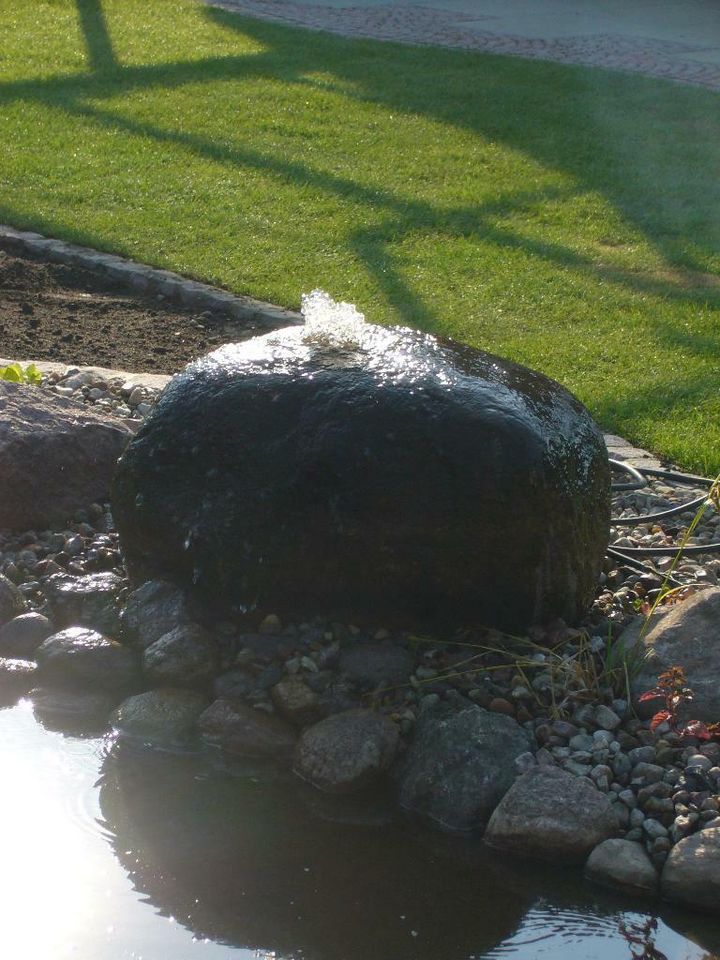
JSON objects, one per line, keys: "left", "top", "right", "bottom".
{"left": 2, "top": 700, "right": 719, "bottom": 960}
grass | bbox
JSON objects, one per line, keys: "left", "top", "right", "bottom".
{"left": 2, "top": 0, "right": 720, "bottom": 472}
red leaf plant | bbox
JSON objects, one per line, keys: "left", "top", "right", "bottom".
{"left": 639, "top": 666, "right": 720, "bottom": 741}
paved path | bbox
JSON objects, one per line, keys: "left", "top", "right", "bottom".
{"left": 208, "top": 0, "right": 720, "bottom": 89}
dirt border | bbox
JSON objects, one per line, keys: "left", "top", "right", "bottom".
{"left": 0, "top": 225, "right": 301, "bottom": 330}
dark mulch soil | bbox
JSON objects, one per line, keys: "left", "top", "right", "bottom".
{"left": 0, "top": 243, "right": 271, "bottom": 374}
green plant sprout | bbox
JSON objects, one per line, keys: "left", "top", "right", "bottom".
{"left": 0, "top": 362, "right": 43, "bottom": 385}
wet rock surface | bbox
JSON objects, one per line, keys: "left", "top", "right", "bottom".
{"left": 142, "top": 622, "right": 218, "bottom": 687}
{"left": 0, "top": 381, "right": 133, "bottom": 531}
{"left": 44, "top": 571, "right": 122, "bottom": 636}
{"left": 112, "top": 688, "right": 210, "bottom": 743}
{"left": 35, "top": 626, "right": 139, "bottom": 692}
{"left": 112, "top": 320, "right": 610, "bottom": 633}
{"left": 0, "top": 656, "right": 37, "bottom": 694}
{"left": 120, "top": 579, "right": 193, "bottom": 649}
{"left": 198, "top": 699, "right": 297, "bottom": 759}
{"left": 294, "top": 708, "right": 400, "bottom": 794}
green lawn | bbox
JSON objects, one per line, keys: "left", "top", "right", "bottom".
{"left": 2, "top": 0, "right": 720, "bottom": 472}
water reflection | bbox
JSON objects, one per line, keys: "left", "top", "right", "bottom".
{"left": 97, "top": 738, "right": 720, "bottom": 960}
{"left": 98, "top": 738, "right": 532, "bottom": 960}
{"left": 1, "top": 701, "right": 720, "bottom": 960}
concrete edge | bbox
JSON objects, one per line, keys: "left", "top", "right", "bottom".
{"left": 0, "top": 224, "right": 303, "bottom": 329}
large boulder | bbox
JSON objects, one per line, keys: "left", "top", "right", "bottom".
{"left": 661, "top": 827, "right": 720, "bottom": 913}
{"left": 396, "top": 701, "right": 531, "bottom": 832}
{"left": 111, "top": 304, "right": 610, "bottom": 633}
{"left": 0, "top": 381, "right": 133, "bottom": 530}
{"left": 484, "top": 766, "right": 618, "bottom": 863}
{"left": 630, "top": 588, "right": 720, "bottom": 720}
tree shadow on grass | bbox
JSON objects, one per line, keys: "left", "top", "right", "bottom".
{"left": 1, "top": 2, "right": 719, "bottom": 373}
{"left": 75, "top": 0, "right": 117, "bottom": 72}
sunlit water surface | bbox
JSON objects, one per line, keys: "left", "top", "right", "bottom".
{"left": 1, "top": 701, "right": 718, "bottom": 960}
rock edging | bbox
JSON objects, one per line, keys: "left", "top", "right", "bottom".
{"left": 0, "top": 225, "right": 302, "bottom": 330}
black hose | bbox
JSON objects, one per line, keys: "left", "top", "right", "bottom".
{"left": 610, "top": 459, "right": 717, "bottom": 535}
{"left": 607, "top": 542, "right": 720, "bottom": 556}
{"left": 612, "top": 494, "right": 708, "bottom": 526}
{"left": 609, "top": 459, "right": 647, "bottom": 491}
{"left": 606, "top": 547, "right": 684, "bottom": 587}
{"left": 631, "top": 466, "right": 715, "bottom": 487}
{"left": 607, "top": 458, "right": 719, "bottom": 576}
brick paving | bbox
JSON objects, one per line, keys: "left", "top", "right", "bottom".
{"left": 208, "top": 0, "right": 720, "bottom": 90}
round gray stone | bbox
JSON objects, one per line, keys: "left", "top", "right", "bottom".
{"left": 661, "top": 827, "right": 720, "bottom": 913}
{"left": 142, "top": 622, "right": 218, "bottom": 686}
{"left": 584, "top": 839, "right": 659, "bottom": 897}
{"left": 35, "top": 626, "right": 139, "bottom": 692}
{"left": 199, "top": 698, "right": 297, "bottom": 759}
{"left": 112, "top": 688, "right": 209, "bottom": 743}
{"left": 397, "top": 702, "right": 531, "bottom": 832}
{"left": 294, "top": 708, "right": 399, "bottom": 794}
{"left": 485, "top": 766, "right": 618, "bottom": 864}
{"left": 0, "top": 612, "right": 53, "bottom": 658}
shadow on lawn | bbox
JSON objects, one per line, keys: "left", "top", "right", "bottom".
{"left": 76, "top": 0, "right": 117, "bottom": 71}
{"left": 1, "top": 1, "right": 719, "bottom": 350}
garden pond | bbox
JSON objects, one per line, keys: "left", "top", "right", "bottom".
{"left": 3, "top": 701, "right": 720, "bottom": 960}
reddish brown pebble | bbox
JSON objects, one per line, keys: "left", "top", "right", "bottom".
{"left": 489, "top": 697, "right": 516, "bottom": 717}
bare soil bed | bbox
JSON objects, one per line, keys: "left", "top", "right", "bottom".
{"left": 0, "top": 243, "right": 263, "bottom": 373}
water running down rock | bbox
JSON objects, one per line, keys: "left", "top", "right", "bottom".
{"left": 113, "top": 292, "right": 611, "bottom": 634}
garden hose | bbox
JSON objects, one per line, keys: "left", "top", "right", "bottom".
{"left": 605, "top": 546, "right": 684, "bottom": 588}
{"left": 606, "top": 459, "right": 720, "bottom": 591}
